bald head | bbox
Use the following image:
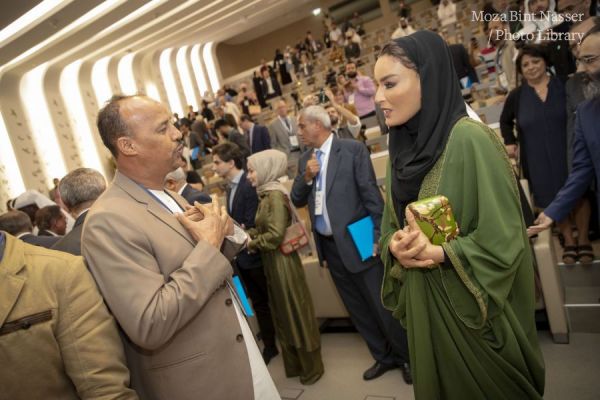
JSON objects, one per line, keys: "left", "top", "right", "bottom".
{"left": 276, "top": 100, "right": 288, "bottom": 117}
{"left": 570, "top": 17, "right": 598, "bottom": 57}
{"left": 98, "top": 95, "right": 185, "bottom": 189}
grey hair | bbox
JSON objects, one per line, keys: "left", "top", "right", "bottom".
{"left": 300, "top": 105, "right": 331, "bottom": 129}
{"left": 165, "top": 167, "right": 186, "bottom": 183}
{"left": 59, "top": 168, "right": 106, "bottom": 209}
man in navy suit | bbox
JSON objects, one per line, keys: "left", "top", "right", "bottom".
{"left": 239, "top": 114, "right": 271, "bottom": 154}
{"left": 291, "top": 106, "right": 411, "bottom": 383}
{"left": 211, "top": 142, "right": 279, "bottom": 364}
{"left": 529, "top": 25, "right": 600, "bottom": 238}
{"left": 164, "top": 167, "right": 212, "bottom": 205}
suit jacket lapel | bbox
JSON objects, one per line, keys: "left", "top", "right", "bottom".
{"left": 0, "top": 236, "right": 26, "bottom": 327}
{"left": 114, "top": 172, "right": 195, "bottom": 246}
{"left": 74, "top": 211, "right": 88, "bottom": 228}
{"left": 326, "top": 138, "right": 341, "bottom": 197}
{"left": 230, "top": 173, "right": 246, "bottom": 216}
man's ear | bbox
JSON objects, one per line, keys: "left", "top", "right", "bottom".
{"left": 116, "top": 136, "right": 137, "bottom": 156}
{"left": 164, "top": 179, "right": 176, "bottom": 191}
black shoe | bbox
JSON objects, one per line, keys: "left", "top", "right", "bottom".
{"left": 262, "top": 346, "right": 279, "bottom": 365}
{"left": 400, "top": 362, "right": 413, "bottom": 385}
{"left": 363, "top": 361, "right": 396, "bottom": 380}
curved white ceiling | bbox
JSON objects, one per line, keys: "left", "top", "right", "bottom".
{"left": 0, "top": 0, "right": 320, "bottom": 204}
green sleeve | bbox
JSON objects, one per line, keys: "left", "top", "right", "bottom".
{"left": 379, "top": 161, "right": 407, "bottom": 322}
{"left": 248, "top": 191, "right": 289, "bottom": 252}
{"left": 440, "top": 121, "right": 529, "bottom": 328}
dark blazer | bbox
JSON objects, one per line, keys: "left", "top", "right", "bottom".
{"left": 565, "top": 73, "right": 586, "bottom": 169}
{"left": 227, "top": 129, "right": 251, "bottom": 158}
{"left": 259, "top": 76, "right": 282, "bottom": 98}
{"left": 291, "top": 136, "right": 384, "bottom": 273}
{"left": 249, "top": 124, "right": 271, "bottom": 154}
{"left": 38, "top": 229, "right": 58, "bottom": 237}
{"left": 449, "top": 44, "right": 479, "bottom": 84}
{"left": 181, "top": 184, "right": 212, "bottom": 205}
{"left": 20, "top": 233, "right": 60, "bottom": 249}
{"left": 333, "top": 126, "right": 355, "bottom": 140}
{"left": 51, "top": 211, "right": 87, "bottom": 255}
{"left": 545, "top": 98, "right": 600, "bottom": 226}
{"left": 227, "top": 172, "right": 262, "bottom": 269}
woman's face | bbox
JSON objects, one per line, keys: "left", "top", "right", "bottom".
{"left": 247, "top": 166, "right": 258, "bottom": 187}
{"left": 374, "top": 55, "right": 422, "bottom": 127}
{"left": 520, "top": 54, "right": 547, "bottom": 82}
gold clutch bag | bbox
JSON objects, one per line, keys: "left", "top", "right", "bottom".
{"left": 407, "top": 195, "right": 459, "bottom": 245}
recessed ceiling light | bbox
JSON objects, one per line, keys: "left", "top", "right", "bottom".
{"left": 312, "top": 8, "right": 321, "bottom": 16}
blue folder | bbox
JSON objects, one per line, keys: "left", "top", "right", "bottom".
{"left": 232, "top": 276, "right": 254, "bottom": 317}
{"left": 347, "top": 216, "right": 375, "bottom": 261}
{"left": 191, "top": 146, "right": 200, "bottom": 160}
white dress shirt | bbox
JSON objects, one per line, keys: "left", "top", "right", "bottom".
{"left": 148, "top": 189, "right": 278, "bottom": 399}
{"left": 314, "top": 134, "right": 334, "bottom": 236}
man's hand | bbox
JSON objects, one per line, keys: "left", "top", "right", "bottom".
{"left": 304, "top": 152, "right": 320, "bottom": 183}
{"left": 176, "top": 201, "right": 229, "bottom": 248}
{"left": 183, "top": 203, "right": 205, "bottom": 222}
{"left": 527, "top": 212, "right": 553, "bottom": 237}
{"left": 324, "top": 88, "right": 336, "bottom": 105}
{"left": 389, "top": 209, "right": 444, "bottom": 268}
{"left": 372, "top": 243, "right": 379, "bottom": 258}
{"left": 505, "top": 144, "right": 518, "bottom": 159}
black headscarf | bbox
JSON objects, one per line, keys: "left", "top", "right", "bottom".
{"left": 384, "top": 31, "right": 467, "bottom": 222}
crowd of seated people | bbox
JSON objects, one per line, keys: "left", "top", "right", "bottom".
{"left": 2, "top": 0, "right": 600, "bottom": 398}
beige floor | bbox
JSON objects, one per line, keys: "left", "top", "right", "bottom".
{"left": 268, "top": 331, "right": 600, "bottom": 400}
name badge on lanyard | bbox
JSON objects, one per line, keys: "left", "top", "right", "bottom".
{"left": 289, "top": 135, "right": 299, "bottom": 147}
{"left": 315, "top": 190, "right": 324, "bottom": 215}
{"left": 315, "top": 168, "right": 324, "bottom": 215}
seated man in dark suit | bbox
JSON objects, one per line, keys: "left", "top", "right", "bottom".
{"left": 239, "top": 114, "right": 271, "bottom": 154}
{"left": 164, "top": 167, "right": 212, "bottom": 205}
{"left": 0, "top": 210, "right": 60, "bottom": 248}
{"left": 34, "top": 205, "right": 66, "bottom": 237}
{"left": 52, "top": 168, "right": 106, "bottom": 256}
{"left": 211, "top": 142, "right": 279, "bottom": 364}
{"left": 291, "top": 105, "right": 412, "bottom": 384}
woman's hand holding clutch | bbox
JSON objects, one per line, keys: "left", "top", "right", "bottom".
{"left": 389, "top": 209, "right": 445, "bottom": 268}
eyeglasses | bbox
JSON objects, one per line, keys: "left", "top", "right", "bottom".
{"left": 577, "top": 54, "right": 600, "bottom": 65}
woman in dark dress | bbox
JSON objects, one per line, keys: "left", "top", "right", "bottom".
{"left": 500, "top": 45, "right": 583, "bottom": 263}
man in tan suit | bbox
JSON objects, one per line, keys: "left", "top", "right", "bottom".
{"left": 0, "top": 231, "right": 137, "bottom": 399}
{"left": 268, "top": 99, "right": 302, "bottom": 177}
{"left": 81, "top": 95, "right": 279, "bottom": 400}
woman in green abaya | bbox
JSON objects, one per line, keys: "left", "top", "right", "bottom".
{"left": 246, "top": 149, "right": 324, "bottom": 385}
{"left": 374, "top": 31, "right": 545, "bottom": 399}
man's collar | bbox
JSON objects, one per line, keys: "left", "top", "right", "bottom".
{"left": 318, "top": 133, "right": 334, "bottom": 154}
{"left": 177, "top": 183, "right": 188, "bottom": 195}
{"left": 230, "top": 169, "right": 244, "bottom": 184}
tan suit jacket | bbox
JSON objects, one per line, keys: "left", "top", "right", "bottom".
{"left": 268, "top": 115, "right": 299, "bottom": 155}
{"left": 0, "top": 233, "right": 137, "bottom": 400}
{"left": 81, "top": 171, "right": 253, "bottom": 400}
